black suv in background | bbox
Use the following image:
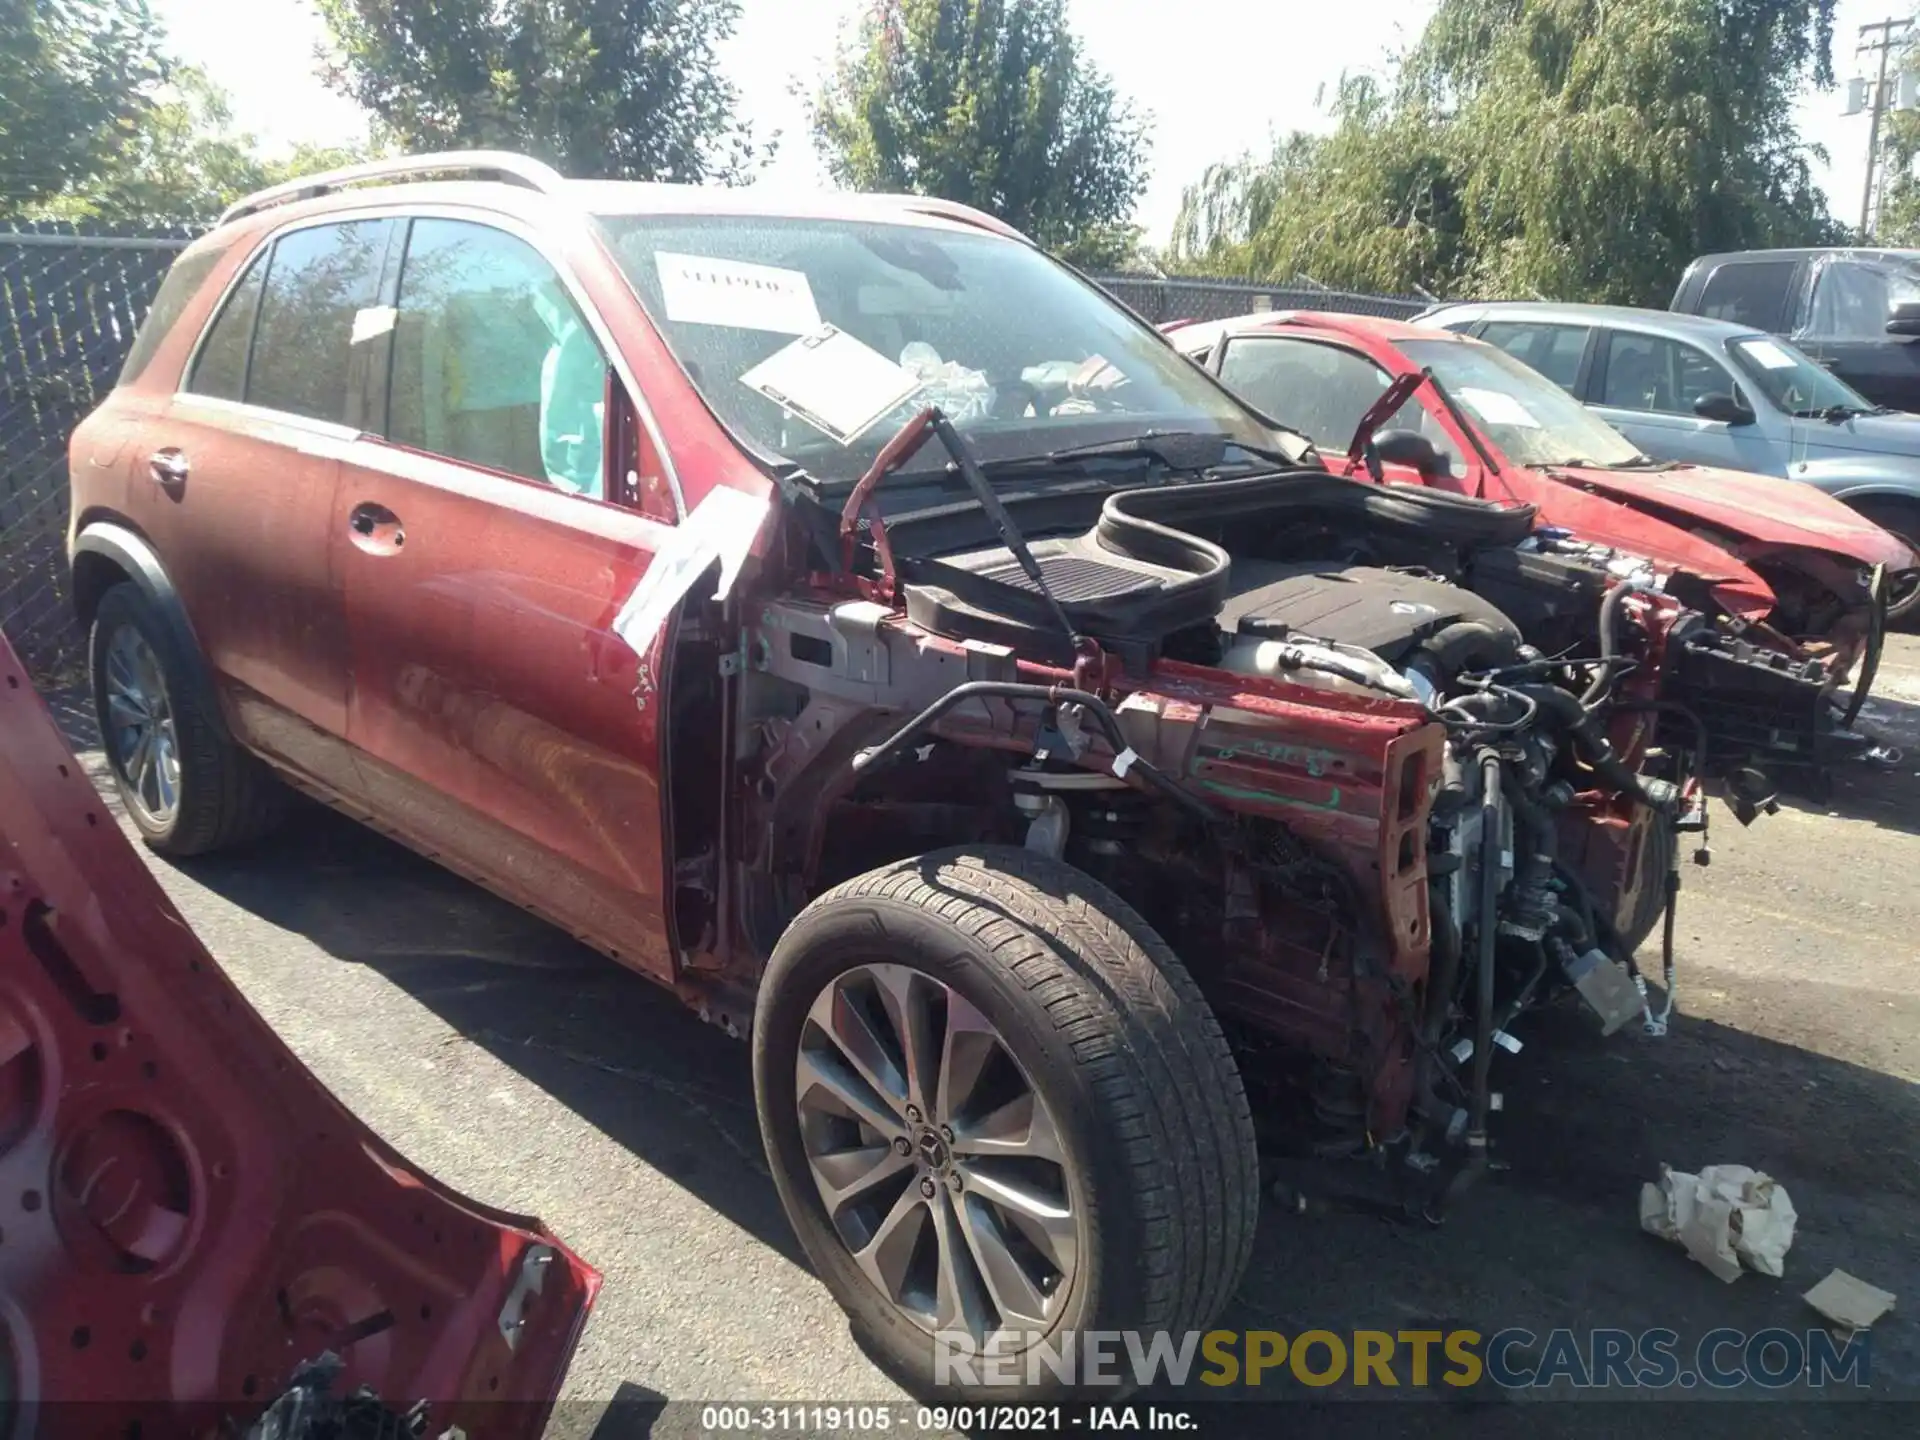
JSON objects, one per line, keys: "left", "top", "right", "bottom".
{"left": 1671, "top": 247, "right": 1920, "bottom": 413}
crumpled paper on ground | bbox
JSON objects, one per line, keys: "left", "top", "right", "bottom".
{"left": 1639, "top": 1163, "right": 1797, "bottom": 1282}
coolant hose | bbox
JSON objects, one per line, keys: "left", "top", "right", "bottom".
{"left": 1581, "top": 580, "right": 1637, "bottom": 706}
{"left": 1511, "top": 683, "right": 1678, "bottom": 814}
{"left": 1467, "top": 750, "right": 1502, "bottom": 1153}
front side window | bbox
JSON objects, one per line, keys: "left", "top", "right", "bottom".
{"left": 387, "top": 219, "right": 608, "bottom": 497}
{"left": 1598, "top": 333, "right": 1730, "bottom": 416}
{"left": 1216, "top": 336, "right": 1455, "bottom": 470}
{"left": 594, "top": 213, "right": 1279, "bottom": 484}
{"left": 1476, "top": 321, "right": 1591, "bottom": 391}
{"left": 1804, "top": 261, "right": 1920, "bottom": 340}
{"left": 247, "top": 219, "right": 394, "bottom": 426}
{"left": 1697, "top": 260, "right": 1797, "bottom": 332}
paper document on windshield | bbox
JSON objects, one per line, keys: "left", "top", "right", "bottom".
{"left": 656, "top": 252, "right": 821, "bottom": 334}
{"left": 611, "top": 485, "right": 771, "bottom": 659}
{"left": 1742, "top": 339, "right": 1800, "bottom": 370}
{"left": 1457, "top": 387, "right": 1542, "bottom": 428}
{"left": 741, "top": 324, "right": 925, "bottom": 445}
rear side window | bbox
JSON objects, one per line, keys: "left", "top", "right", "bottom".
{"left": 1477, "top": 322, "right": 1590, "bottom": 391}
{"left": 247, "top": 220, "right": 394, "bottom": 426}
{"left": 117, "top": 244, "right": 227, "bottom": 387}
{"left": 386, "top": 219, "right": 608, "bottom": 497}
{"left": 1697, "top": 260, "right": 1797, "bottom": 332}
{"left": 186, "top": 250, "right": 268, "bottom": 402}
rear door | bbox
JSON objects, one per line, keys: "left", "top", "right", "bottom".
{"left": 126, "top": 218, "right": 394, "bottom": 797}
{"left": 337, "top": 214, "right": 681, "bottom": 978}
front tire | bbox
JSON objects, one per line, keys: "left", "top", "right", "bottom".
{"left": 752, "top": 846, "right": 1258, "bottom": 1402}
{"left": 90, "top": 582, "right": 284, "bottom": 856}
{"left": 1847, "top": 497, "right": 1920, "bottom": 626}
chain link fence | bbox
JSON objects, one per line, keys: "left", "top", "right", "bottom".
{"left": 0, "top": 224, "right": 1437, "bottom": 685}
{"left": 1096, "top": 274, "right": 1433, "bottom": 325}
{"left": 2, "top": 222, "right": 196, "bottom": 684}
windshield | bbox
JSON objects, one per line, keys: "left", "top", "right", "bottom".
{"left": 1399, "top": 338, "right": 1647, "bottom": 468}
{"left": 1726, "top": 335, "right": 1876, "bottom": 416}
{"left": 594, "top": 214, "right": 1279, "bottom": 483}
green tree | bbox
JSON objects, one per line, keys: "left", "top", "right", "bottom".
{"left": 813, "top": 0, "right": 1150, "bottom": 268}
{"left": 316, "top": 0, "right": 759, "bottom": 183}
{"left": 1172, "top": 0, "right": 1843, "bottom": 303}
{"left": 0, "top": 0, "right": 168, "bottom": 216}
{"left": 31, "top": 66, "right": 373, "bottom": 224}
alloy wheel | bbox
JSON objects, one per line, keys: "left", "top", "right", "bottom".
{"left": 103, "top": 623, "right": 181, "bottom": 828}
{"left": 794, "top": 963, "right": 1079, "bottom": 1347}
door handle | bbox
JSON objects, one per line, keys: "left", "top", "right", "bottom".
{"left": 148, "top": 449, "right": 189, "bottom": 486}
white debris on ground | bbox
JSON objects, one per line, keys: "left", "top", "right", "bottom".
{"left": 1804, "top": 1269, "right": 1897, "bottom": 1333}
{"left": 1639, "top": 1163, "right": 1798, "bottom": 1282}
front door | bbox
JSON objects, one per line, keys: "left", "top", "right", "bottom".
{"left": 338, "top": 216, "right": 680, "bottom": 978}
{"left": 1587, "top": 329, "right": 1780, "bottom": 474}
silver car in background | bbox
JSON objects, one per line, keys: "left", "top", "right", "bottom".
{"left": 1416, "top": 302, "right": 1920, "bottom": 614}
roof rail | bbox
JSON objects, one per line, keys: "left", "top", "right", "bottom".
{"left": 217, "top": 150, "right": 568, "bottom": 227}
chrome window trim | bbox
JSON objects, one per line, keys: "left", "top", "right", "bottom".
{"left": 175, "top": 200, "right": 686, "bottom": 521}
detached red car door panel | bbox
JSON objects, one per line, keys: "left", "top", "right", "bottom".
{"left": 0, "top": 632, "right": 598, "bottom": 1434}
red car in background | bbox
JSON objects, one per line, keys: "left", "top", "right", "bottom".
{"left": 1168, "top": 311, "right": 1917, "bottom": 713}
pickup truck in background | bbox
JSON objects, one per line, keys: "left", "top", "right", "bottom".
{"left": 1670, "top": 247, "right": 1920, "bottom": 413}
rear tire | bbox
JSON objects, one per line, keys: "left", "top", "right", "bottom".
{"left": 90, "top": 582, "right": 284, "bottom": 856}
{"left": 1846, "top": 497, "right": 1920, "bottom": 626}
{"left": 752, "top": 846, "right": 1258, "bottom": 1402}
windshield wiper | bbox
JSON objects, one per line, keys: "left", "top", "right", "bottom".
{"left": 986, "top": 429, "right": 1304, "bottom": 477}
{"left": 1794, "top": 403, "right": 1880, "bottom": 422}
{"left": 1596, "top": 454, "right": 1672, "bottom": 470}
{"left": 841, "top": 406, "right": 1084, "bottom": 654}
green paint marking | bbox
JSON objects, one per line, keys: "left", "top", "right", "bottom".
{"left": 1197, "top": 778, "right": 1345, "bottom": 812}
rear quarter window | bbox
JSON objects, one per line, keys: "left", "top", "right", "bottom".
{"left": 187, "top": 249, "right": 269, "bottom": 402}
{"left": 117, "top": 244, "right": 229, "bottom": 387}
{"left": 1697, "top": 260, "right": 1798, "bottom": 332}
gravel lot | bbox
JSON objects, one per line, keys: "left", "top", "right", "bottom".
{"left": 63, "top": 639, "right": 1920, "bottom": 1433}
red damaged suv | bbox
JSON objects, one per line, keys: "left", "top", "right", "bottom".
{"left": 67, "top": 153, "right": 1844, "bottom": 1401}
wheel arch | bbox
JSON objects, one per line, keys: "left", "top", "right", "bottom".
{"left": 71, "top": 521, "right": 232, "bottom": 742}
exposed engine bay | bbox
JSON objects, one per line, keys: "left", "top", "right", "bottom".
{"left": 703, "top": 411, "right": 1854, "bottom": 1211}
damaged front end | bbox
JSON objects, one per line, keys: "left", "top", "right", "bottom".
{"left": 716, "top": 408, "right": 1833, "bottom": 1214}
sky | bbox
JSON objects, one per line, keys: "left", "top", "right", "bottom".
{"left": 150, "top": 0, "right": 1901, "bottom": 249}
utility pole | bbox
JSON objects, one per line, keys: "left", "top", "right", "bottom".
{"left": 1859, "top": 16, "right": 1914, "bottom": 240}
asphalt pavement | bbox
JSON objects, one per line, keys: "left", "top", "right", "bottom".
{"left": 66, "top": 638, "right": 1920, "bottom": 1433}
